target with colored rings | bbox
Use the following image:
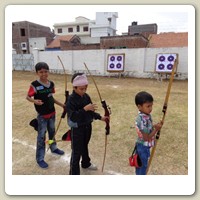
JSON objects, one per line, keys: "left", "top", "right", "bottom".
{"left": 117, "top": 56, "right": 122, "bottom": 61}
{"left": 167, "top": 64, "right": 173, "bottom": 70}
{"left": 116, "top": 63, "right": 122, "bottom": 68}
{"left": 109, "top": 63, "right": 115, "bottom": 68}
{"left": 159, "top": 56, "right": 165, "bottom": 62}
{"left": 110, "top": 56, "right": 115, "bottom": 61}
{"left": 107, "top": 54, "right": 125, "bottom": 72}
{"left": 168, "top": 55, "right": 174, "bottom": 62}
{"left": 155, "top": 53, "right": 178, "bottom": 73}
{"left": 158, "top": 64, "right": 165, "bottom": 70}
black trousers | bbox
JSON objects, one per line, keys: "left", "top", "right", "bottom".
{"left": 69, "top": 124, "right": 92, "bottom": 175}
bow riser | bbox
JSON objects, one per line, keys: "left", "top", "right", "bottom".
{"left": 61, "top": 90, "right": 69, "bottom": 118}
{"left": 162, "top": 103, "right": 167, "bottom": 115}
{"left": 101, "top": 100, "right": 110, "bottom": 135}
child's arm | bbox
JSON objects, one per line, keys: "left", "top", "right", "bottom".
{"left": 100, "top": 116, "right": 110, "bottom": 122}
{"left": 84, "top": 103, "right": 110, "bottom": 122}
{"left": 142, "top": 122, "right": 162, "bottom": 141}
{"left": 26, "top": 84, "right": 43, "bottom": 105}
{"left": 54, "top": 98, "right": 65, "bottom": 108}
{"left": 26, "top": 95, "right": 43, "bottom": 105}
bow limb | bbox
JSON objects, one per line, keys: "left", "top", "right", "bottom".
{"left": 146, "top": 58, "right": 178, "bottom": 174}
{"left": 57, "top": 55, "right": 69, "bottom": 119}
{"left": 83, "top": 63, "right": 103, "bottom": 102}
{"left": 102, "top": 132, "right": 108, "bottom": 172}
{"left": 83, "top": 63, "right": 111, "bottom": 172}
{"left": 54, "top": 56, "right": 69, "bottom": 133}
{"left": 47, "top": 56, "right": 69, "bottom": 148}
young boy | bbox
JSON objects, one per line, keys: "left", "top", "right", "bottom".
{"left": 66, "top": 73, "right": 109, "bottom": 175}
{"left": 134, "top": 91, "right": 162, "bottom": 175}
{"left": 26, "top": 62, "right": 65, "bottom": 169}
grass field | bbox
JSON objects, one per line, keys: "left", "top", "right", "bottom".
{"left": 12, "top": 70, "right": 188, "bottom": 175}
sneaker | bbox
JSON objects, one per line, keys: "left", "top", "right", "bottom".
{"left": 52, "top": 148, "right": 65, "bottom": 155}
{"left": 37, "top": 160, "right": 48, "bottom": 169}
{"left": 87, "top": 163, "right": 98, "bottom": 170}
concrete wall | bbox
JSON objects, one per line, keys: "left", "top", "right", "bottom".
{"left": 29, "top": 37, "right": 47, "bottom": 53}
{"left": 31, "top": 47, "right": 188, "bottom": 79}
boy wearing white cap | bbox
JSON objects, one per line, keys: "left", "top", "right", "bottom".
{"left": 66, "top": 73, "right": 109, "bottom": 175}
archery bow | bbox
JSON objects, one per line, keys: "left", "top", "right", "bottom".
{"left": 83, "top": 63, "right": 111, "bottom": 172}
{"left": 47, "top": 56, "right": 69, "bottom": 147}
{"left": 146, "top": 58, "right": 178, "bottom": 174}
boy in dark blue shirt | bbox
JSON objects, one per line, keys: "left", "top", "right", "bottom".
{"left": 67, "top": 73, "right": 109, "bottom": 175}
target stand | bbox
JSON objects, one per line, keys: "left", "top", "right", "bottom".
{"left": 155, "top": 53, "right": 178, "bottom": 82}
{"left": 107, "top": 54, "right": 125, "bottom": 78}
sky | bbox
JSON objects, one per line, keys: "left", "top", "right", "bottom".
{"left": 6, "top": 5, "right": 190, "bottom": 35}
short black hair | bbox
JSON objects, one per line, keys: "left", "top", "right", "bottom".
{"left": 35, "top": 62, "right": 49, "bottom": 72}
{"left": 71, "top": 72, "right": 84, "bottom": 83}
{"left": 135, "top": 91, "right": 153, "bottom": 106}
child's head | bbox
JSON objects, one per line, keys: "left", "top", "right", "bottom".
{"left": 35, "top": 62, "right": 49, "bottom": 72}
{"left": 135, "top": 91, "right": 154, "bottom": 114}
{"left": 35, "top": 62, "right": 49, "bottom": 81}
{"left": 71, "top": 73, "right": 88, "bottom": 96}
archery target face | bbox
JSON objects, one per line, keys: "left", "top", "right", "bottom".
{"left": 107, "top": 54, "right": 125, "bottom": 72}
{"left": 155, "top": 53, "right": 178, "bottom": 73}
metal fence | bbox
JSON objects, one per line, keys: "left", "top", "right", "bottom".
{"left": 12, "top": 54, "right": 34, "bottom": 71}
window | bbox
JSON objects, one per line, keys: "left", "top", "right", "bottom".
{"left": 58, "top": 28, "right": 62, "bottom": 33}
{"left": 21, "top": 43, "right": 26, "bottom": 48}
{"left": 68, "top": 27, "right": 73, "bottom": 33}
{"left": 21, "top": 42, "right": 27, "bottom": 50}
{"left": 83, "top": 26, "right": 88, "bottom": 32}
{"left": 20, "top": 28, "right": 25, "bottom": 36}
{"left": 76, "top": 25, "right": 80, "bottom": 32}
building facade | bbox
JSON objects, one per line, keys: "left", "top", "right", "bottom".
{"left": 128, "top": 21, "right": 157, "bottom": 38}
{"left": 89, "top": 12, "right": 118, "bottom": 37}
{"left": 148, "top": 32, "right": 188, "bottom": 48}
{"left": 53, "top": 12, "right": 118, "bottom": 44}
{"left": 53, "top": 16, "right": 91, "bottom": 37}
{"left": 12, "top": 21, "right": 55, "bottom": 54}
{"left": 100, "top": 34, "right": 148, "bottom": 49}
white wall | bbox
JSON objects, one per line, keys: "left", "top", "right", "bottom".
{"left": 79, "top": 36, "right": 100, "bottom": 44}
{"left": 29, "top": 37, "right": 46, "bottom": 53}
{"left": 31, "top": 47, "right": 188, "bottom": 79}
{"left": 90, "top": 12, "right": 118, "bottom": 37}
